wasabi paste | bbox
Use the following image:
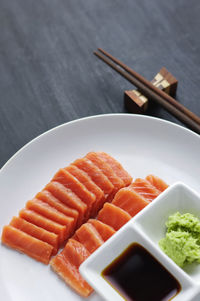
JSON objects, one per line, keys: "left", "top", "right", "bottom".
{"left": 159, "top": 212, "right": 200, "bottom": 267}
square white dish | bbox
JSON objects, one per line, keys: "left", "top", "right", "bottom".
{"left": 80, "top": 182, "right": 200, "bottom": 301}
{"left": 135, "top": 182, "right": 200, "bottom": 283}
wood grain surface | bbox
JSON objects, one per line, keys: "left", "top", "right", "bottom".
{"left": 0, "top": 0, "right": 200, "bottom": 167}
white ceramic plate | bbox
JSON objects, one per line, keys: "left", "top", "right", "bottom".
{"left": 0, "top": 114, "right": 200, "bottom": 301}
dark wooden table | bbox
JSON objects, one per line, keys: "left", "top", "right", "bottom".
{"left": 1, "top": 0, "right": 200, "bottom": 168}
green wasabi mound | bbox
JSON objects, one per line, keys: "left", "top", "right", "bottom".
{"left": 159, "top": 212, "right": 200, "bottom": 267}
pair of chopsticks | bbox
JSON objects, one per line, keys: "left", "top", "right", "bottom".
{"left": 94, "top": 48, "right": 200, "bottom": 134}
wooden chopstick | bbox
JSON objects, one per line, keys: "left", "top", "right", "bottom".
{"left": 98, "top": 48, "right": 200, "bottom": 126}
{"left": 94, "top": 49, "right": 200, "bottom": 134}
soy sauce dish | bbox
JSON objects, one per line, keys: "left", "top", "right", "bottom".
{"left": 79, "top": 183, "right": 200, "bottom": 301}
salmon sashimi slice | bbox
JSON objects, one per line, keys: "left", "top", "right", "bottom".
{"left": 86, "top": 152, "right": 124, "bottom": 191}
{"left": 51, "top": 239, "right": 93, "bottom": 297}
{"left": 70, "top": 232, "right": 79, "bottom": 241}
{"left": 65, "top": 165, "right": 104, "bottom": 217}
{"left": 36, "top": 190, "right": 79, "bottom": 229}
{"left": 2, "top": 225, "right": 53, "bottom": 264}
{"left": 72, "top": 158, "right": 114, "bottom": 196}
{"left": 19, "top": 209, "right": 67, "bottom": 244}
{"left": 26, "top": 199, "right": 75, "bottom": 237}
{"left": 61, "top": 239, "right": 91, "bottom": 267}
{"left": 10, "top": 216, "right": 59, "bottom": 255}
{"left": 85, "top": 152, "right": 124, "bottom": 207}
{"left": 146, "top": 175, "right": 169, "bottom": 192}
{"left": 45, "top": 181, "right": 87, "bottom": 227}
{"left": 88, "top": 219, "right": 116, "bottom": 241}
{"left": 75, "top": 223, "right": 104, "bottom": 253}
{"left": 112, "top": 187, "right": 150, "bottom": 217}
{"left": 52, "top": 169, "right": 96, "bottom": 218}
{"left": 130, "top": 178, "right": 160, "bottom": 201}
{"left": 97, "top": 203, "right": 131, "bottom": 231}
{"left": 51, "top": 257, "right": 93, "bottom": 297}
{"left": 97, "top": 152, "right": 132, "bottom": 186}
{"left": 26, "top": 199, "right": 75, "bottom": 227}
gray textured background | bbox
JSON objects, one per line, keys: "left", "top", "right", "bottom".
{"left": 1, "top": 0, "right": 200, "bottom": 167}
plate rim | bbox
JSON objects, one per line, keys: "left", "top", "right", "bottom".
{"left": 1, "top": 113, "right": 199, "bottom": 173}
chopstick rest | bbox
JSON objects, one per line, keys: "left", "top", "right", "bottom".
{"left": 94, "top": 48, "right": 200, "bottom": 134}
{"left": 124, "top": 67, "right": 178, "bottom": 114}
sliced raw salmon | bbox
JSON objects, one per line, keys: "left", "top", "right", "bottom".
{"left": 146, "top": 175, "right": 169, "bottom": 192}
{"left": 86, "top": 152, "right": 124, "bottom": 191}
{"left": 85, "top": 152, "right": 125, "bottom": 205}
{"left": 97, "top": 152, "right": 132, "bottom": 186}
{"left": 97, "top": 203, "right": 131, "bottom": 230}
{"left": 112, "top": 187, "right": 150, "bottom": 217}
{"left": 36, "top": 190, "right": 79, "bottom": 228}
{"left": 88, "top": 219, "right": 116, "bottom": 241}
{"left": 52, "top": 169, "right": 95, "bottom": 218}
{"left": 50, "top": 239, "right": 93, "bottom": 297}
{"left": 19, "top": 209, "right": 67, "bottom": 244}
{"left": 70, "top": 232, "right": 79, "bottom": 241}
{"left": 26, "top": 199, "right": 74, "bottom": 227}
{"left": 61, "top": 239, "right": 91, "bottom": 266}
{"left": 75, "top": 223, "right": 104, "bottom": 253}
{"left": 130, "top": 178, "right": 160, "bottom": 201}
{"left": 45, "top": 181, "right": 87, "bottom": 226}
{"left": 10, "top": 216, "right": 58, "bottom": 255}
{"left": 65, "top": 165, "right": 104, "bottom": 217}
{"left": 72, "top": 158, "right": 114, "bottom": 196}
{"left": 2, "top": 225, "right": 53, "bottom": 264}
{"left": 1, "top": 151, "right": 136, "bottom": 271}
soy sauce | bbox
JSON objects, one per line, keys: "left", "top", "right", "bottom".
{"left": 102, "top": 243, "right": 181, "bottom": 301}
